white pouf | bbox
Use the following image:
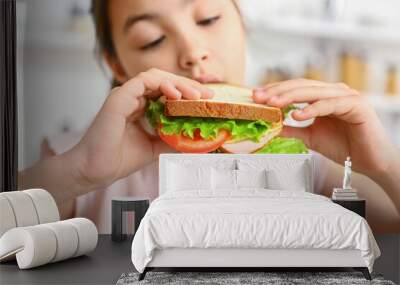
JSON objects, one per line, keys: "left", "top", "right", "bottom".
{"left": 0, "top": 226, "right": 57, "bottom": 269}
{"left": 24, "top": 189, "right": 60, "bottom": 224}
{"left": 0, "top": 192, "right": 39, "bottom": 227}
{"left": 0, "top": 218, "right": 98, "bottom": 269}
{"left": 42, "top": 221, "right": 79, "bottom": 262}
{"left": 0, "top": 196, "right": 17, "bottom": 237}
{"left": 66, "top": 218, "right": 98, "bottom": 257}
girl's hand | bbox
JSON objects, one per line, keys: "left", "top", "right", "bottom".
{"left": 69, "top": 68, "right": 213, "bottom": 190}
{"left": 253, "top": 79, "right": 398, "bottom": 178}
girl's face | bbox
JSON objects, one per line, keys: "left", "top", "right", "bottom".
{"left": 107, "top": 0, "right": 245, "bottom": 85}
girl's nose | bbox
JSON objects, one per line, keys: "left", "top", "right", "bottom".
{"left": 179, "top": 47, "right": 209, "bottom": 70}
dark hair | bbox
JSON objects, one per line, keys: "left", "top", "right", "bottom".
{"left": 91, "top": 0, "right": 241, "bottom": 87}
{"left": 91, "top": 0, "right": 114, "bottom": 57}
{"left": 91, "top": 0, "right": 121, "bottom": 87}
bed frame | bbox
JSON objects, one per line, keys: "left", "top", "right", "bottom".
{"left": 139, "top": 248, "right": 371, "bottom": 280}
{"left": 138, "top": 154, "right": 372, "bottom": 281}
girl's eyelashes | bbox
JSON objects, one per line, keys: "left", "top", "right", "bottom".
{"left": 138, "top": 14, "right": 221, "bottom": 51}
{"left": 197, "top": 15, "right": 221, "bottom": 26}
{"left": 139, "top": 35, "right": 166, "bottom": 51}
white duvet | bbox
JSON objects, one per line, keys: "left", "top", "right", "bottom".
{"left": 131, "top": 190, "right": 380, "bottom": 273}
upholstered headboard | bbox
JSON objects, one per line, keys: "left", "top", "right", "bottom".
{"left": 159, "top": 154, "right": 314, "bottom": 195}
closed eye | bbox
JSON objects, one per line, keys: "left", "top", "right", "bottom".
{"left": 197, "top": 15, "right": 221, "bottom": 26}
{"left": 140, "top": 36, "right": 166, "bottom": 51}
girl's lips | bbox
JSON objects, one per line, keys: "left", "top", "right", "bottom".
{"left": 194, "top": 74, "right": 223, "bottom": 84}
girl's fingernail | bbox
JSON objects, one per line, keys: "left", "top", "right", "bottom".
{"left": 295, "top": 109, "right": 303, "bottom": 115}
{"left": 193, "top": 89, "right": 202, "bottom": 99}
{"left": 253, "top": 89, "right": 266, "bottom": 97}
{"left": 175, "top": 89, "right": 182, "bottom": 99}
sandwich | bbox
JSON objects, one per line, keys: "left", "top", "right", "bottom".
{"left": 144, "top": 84, "right": 307, "bottom": 154}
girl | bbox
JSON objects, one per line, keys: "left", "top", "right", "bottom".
{"left": 20, "top": 0, "right": 400, "bottom": 233}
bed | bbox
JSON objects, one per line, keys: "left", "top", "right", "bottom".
{"left": 131, "top": 154, "right": 380, "bottom": 281}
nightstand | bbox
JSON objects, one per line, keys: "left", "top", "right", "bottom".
{"left": 111, "top": 197, "right": 149, "bottom": 242}
{"left": 332, "top": 199, "right": 366, "bottom": 218}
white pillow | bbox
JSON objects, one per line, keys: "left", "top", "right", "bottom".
{"left": 212, "top": 169, "right": 268, "bottom": 190}
{"left": 236, "top": 169, "right": 268, "bottom": 188}
{"left": 267, "top": 166, "right": 308, "bottom": 191}
{"left": 212, "top": 168, "right": 237, "bottom": 190}
{"left": 167, "top": 162, "right": 212, "bottom": 191}
{"left": 237, "top": 158, "right": 311, "bottom": 192}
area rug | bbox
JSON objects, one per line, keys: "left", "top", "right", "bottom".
{"left": 116, "top": 271, "right": 396, "bottom": 285}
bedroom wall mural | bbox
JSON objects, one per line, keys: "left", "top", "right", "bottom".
{"left": 1, "top": 0, "right": 399, "bottom": 284}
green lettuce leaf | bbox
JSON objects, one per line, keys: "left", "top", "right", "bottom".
{"left": 256, "top": 137, "right": 308, "bottom": 154}
{"left": 146, "top": 99, "right": 164, "bottom": 128}
{"left": 145, "top": 100, "right": 272, "bottom": 142}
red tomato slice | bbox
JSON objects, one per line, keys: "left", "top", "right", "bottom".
{"left": 157, "top": 128, "right": 231, "bottom": 153}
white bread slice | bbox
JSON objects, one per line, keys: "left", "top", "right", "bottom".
{"left": 164, "top": 84, "right": 282, "bottom": 123}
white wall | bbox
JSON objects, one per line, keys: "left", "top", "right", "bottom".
{"left": 23, "top": 48, "right": 109, "bottom": 167}
{"left": 18, "top": 0, "right": 109, "bottom": 168}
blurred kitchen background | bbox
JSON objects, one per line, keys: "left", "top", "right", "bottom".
{"left": 16, "top": 0, "right": 400, "bottom": 170}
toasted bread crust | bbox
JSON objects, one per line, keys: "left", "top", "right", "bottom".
{"left": 165, "top": 100, "right": 282, "bottom": 123}
{"left": 164, "top": 84, "right": 282, "bottom": 122}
